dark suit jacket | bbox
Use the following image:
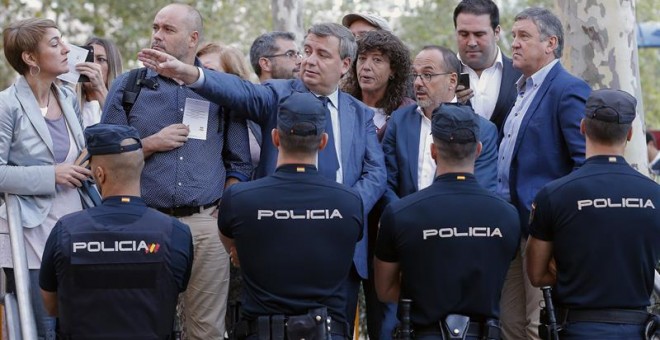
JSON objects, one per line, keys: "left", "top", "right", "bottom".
{"left": 490, "top": 53, "right": 522, "bottom": 132}
{"left": 506, "top": 62, "right": 591, "bottom": 233}
{"left": 382, "top": 104, "right": 498, "bottom": 205}
{"left": 194, "top": 72, "right": 386, "bottom": 279}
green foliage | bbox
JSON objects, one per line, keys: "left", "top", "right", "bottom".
{"left": 0, "top": 0, "right": 657, "bottom": 128}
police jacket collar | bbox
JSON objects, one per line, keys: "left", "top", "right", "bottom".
{"left": 275, "top": 163, "right": 318, "bottom": 174}
{"left": 434, "top": 172, "right": 477, "bottom": 183}
{"left": 102, "top": 196, "right": 147, "bottom": 206}
{"left": 585, "top": 155, "right": 627, "bottom": 165}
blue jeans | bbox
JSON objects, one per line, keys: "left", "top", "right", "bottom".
{"left": 561, "top": 321, "right": 644, "bottom": 339}
{"left": 4, "top": 268, "right": 56, "bottom": 340}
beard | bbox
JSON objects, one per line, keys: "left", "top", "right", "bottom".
{"left": 416, "top": 98, "right": 435, "bottom": 110}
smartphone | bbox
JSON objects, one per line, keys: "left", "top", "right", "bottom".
{"left": 458, "top": 72, "right": 470, "bottom": 89}
{"left": 78, "top": 45, "right": 94, "bottom": 82}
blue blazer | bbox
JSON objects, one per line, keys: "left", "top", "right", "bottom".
{"left": 0, "top": 77, "right": 85, "bottom": 227}
{"left": 506, "top": 62, "right": 590, "bottom": 232}
{"left": 382, "top": 104, "right": 498, "bottom": 205}
{"left": 195, "top": 71, "right": 386, "bottom": 279}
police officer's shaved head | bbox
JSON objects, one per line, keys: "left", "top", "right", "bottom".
{"left": 276, "top": 92, "right": 329, "bottom": 155}
{"left": 583, "top": 89, "right": 636, "bottom": 146}
{"left": 85, "top": 124, "right": 145, "bottom": 196}
{"left": 431, "top": 103, "right": 481, "bottom": 167}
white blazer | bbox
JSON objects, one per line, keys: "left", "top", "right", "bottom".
{"left": 0, "top": 76, "right": 85, "bottom": 228}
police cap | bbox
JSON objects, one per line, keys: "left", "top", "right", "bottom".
{"left": 84, "top": 123, "right": 142, "bottom": 156}
{"left": 585, "top": 89, "right": 637, "bottom": 124}
{"left": 277, "top": 92, "right": 328, "bottom": 136}
{"left": 431, "top": 103, "right": 480, "bottom": 143}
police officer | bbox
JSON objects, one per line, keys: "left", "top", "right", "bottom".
{"left": 375, "top": 103, "right": 520, "bottom": 339}
{"left": 218, "top": 92, "right": 363, "bottom": 340}
{"left": 525, "top": 89, "right": 660, "bottom": 339}
{"left": 39, "top": 124, "right": 194, "bottom": 339}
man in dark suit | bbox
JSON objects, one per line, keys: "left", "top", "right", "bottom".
{"left": 453, "top": 0, "right": 522, "bottom": 131}
{"left": 496, "top": 7, "right": 591, "bottom": 340}
{"left": 137, "top": 22, "right": 386, "bottom": 334}
{"left": 382, "top": 46, "right": 498, "bottom": 206}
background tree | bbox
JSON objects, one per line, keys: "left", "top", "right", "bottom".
{"left": 557, "top": 0, "right": 648, "bottom": 174}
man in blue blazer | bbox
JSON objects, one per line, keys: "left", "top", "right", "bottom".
{"left": 496, "top": 8, "right": 591, "bottom": 340}
{"left": 382, "top": 45, "right": 498, "bottom": 205}
{"left": 136, "top": 22, "right": 386, "bottom": 332}
{"left": 453, "top": 0, "right": 522, "bottom": 132}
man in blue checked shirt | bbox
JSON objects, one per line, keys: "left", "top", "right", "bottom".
{"left": 101, "top": 4, "right": 252, "bottom": 339}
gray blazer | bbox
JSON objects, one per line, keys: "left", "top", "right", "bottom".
{"left": 0, "top": 76, "right": 85, "bottom": 228}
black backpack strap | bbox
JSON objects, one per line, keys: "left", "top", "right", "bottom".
{"left": 121, "top": 67, "right": 148, "bottom": 115}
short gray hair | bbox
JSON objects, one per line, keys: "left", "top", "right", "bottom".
{"left": 307, "top": 23, "right": 357, "bottom": 61}
{"left": 515, "top": 7, "right": 563, "bottom": 58}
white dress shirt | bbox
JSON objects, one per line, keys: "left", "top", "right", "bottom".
{"left": 458, "top": 48, "right": 503, "bottom": 120}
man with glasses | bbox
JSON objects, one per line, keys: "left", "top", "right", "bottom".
{"left": 249, "top": 31, "right": 301, "bottom": 82}
{"left": 382, "top": 45, "right": 497, "bottom": 206}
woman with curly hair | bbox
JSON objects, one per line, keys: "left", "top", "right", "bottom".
{"left": 344, "top": 30, "right": 414, "bottom": 141}
{"left": 342, "top": 29, "right": 413, "bottom": 340}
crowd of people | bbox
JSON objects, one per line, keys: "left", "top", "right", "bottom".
{"left": 0, "top": 0, "right": 659, "bottom": 339}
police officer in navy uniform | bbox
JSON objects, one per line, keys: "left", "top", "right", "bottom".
{"left": 375, "top": 103, "right": 520, "bottom": 340}
{"left": 218, "top": 92, "right": 363, "bottom": 340}
{"left": 526, "top": 89, "right": 660, "bottom": 339}
{"left": 39, "top": 124, "right": 194, "bottom": 339}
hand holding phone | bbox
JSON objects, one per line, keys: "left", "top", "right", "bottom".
{"left": 458, "top": 73, "right": 470, "bottom": 89}
{"left": 77, "top": 45, "right": 95, "bottom": 82}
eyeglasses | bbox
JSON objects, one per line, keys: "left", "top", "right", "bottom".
{"left": 409, "top": 72, "right": 452, "bottom": 83}
{"left": 263, "top": 50, "right": 302, "bottom": 59}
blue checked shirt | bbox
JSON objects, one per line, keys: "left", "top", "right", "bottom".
{"left": 101, "top": 61, "right": 252, "bottom": 209}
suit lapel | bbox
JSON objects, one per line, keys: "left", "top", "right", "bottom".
{"left": 14, "top": 77, "right": 55, "bottom": 157}
{"left": 492, "top": 55, "right": 515, "bottom": 122}
{"left": 404, "top": 106, "right": 422, "bottom": 192}
{"left": 512, "top": 62, "right": 561, "bottom": 159}
{"left": 338, "top": 92, "right": 355, "bottom": 175}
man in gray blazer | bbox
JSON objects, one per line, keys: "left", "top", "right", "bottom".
{"left": 137, "top": 22, "right": 386, "bottom": 334}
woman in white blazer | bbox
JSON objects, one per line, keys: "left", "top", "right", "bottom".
{"left": 0, "top": 18, "right": 92, "bottom": 339}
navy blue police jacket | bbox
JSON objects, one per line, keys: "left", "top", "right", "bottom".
{"left": 40, "top": 196, "right": 193, "bottom": 339}
{"left": 529, "top": 155, "right": 660, "bottom": 309}
{"left": 376, "top": 173, "right": 520, "bottom": 326}
{"left": 219, "top": 164, "right": 363, "bottom": 325}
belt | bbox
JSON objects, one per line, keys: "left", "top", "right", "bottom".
{"left": 415, "top": 321, "right": 500, "bottom": 338}
{"left": 239, "top": 318, "right": 348, "bottom": 337}
{"left": 559, "top": 308, "right": 650, "bottom": 325}
{"left": 156, "top": 200, "right": 219, "bottom": 217}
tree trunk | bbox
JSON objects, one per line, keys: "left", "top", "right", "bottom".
{"left": 556, "top": 0, "right": 649, "bottom": 175}
{"left": 271, "top": 0, "right": 304, "bottom": 46}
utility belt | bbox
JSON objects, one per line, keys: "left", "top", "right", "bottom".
{"left": 155, "top": 199, "right": 219, "bottom": 217}
{"left": 540, "top": 307, "right": 660, "bottom": 340}
{"left": 395, "top": 315, "right": 501, "bottom": 340}
{"left": 231, "top": 307, "right": 347, "bottom": 340}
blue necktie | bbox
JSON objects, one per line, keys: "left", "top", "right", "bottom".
{"left": 318, "top": 96, "right": 339, "bottom": 180}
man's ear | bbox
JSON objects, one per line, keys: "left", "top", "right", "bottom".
{"left": 259, "top": 57, "right": 272, "bottom": 73}
{"left": 271, "top": 128, "right": 280, "bottom": 148}
{"left": 580, "top": 119, "right": 586, "bottom": 136}
{"left": 340, "top": 57, "right": 351, "bottom": 76}
{"left": 430, "top": 142, "right": 438, "bottom": 162}
{"left": 318, "top": 133, "right": 328, "bottom": 151}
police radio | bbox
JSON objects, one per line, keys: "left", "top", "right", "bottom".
{"left": 538, "top": 286, "right": 560, "bottom": 340}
